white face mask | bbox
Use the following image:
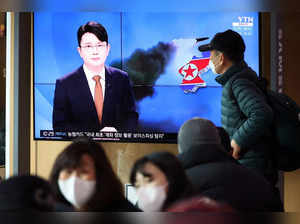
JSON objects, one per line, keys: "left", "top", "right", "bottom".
{"left": 209, "top": 60, "right": 218, "bottom": 74}
{"left": 58, "top": 175, "right": 96, "bottom": 208}
{"left": 136, "top": 185, "right": 167, "bottom": 212}
{"left": 209, "top": 54, "right": 221, "bottom": 74}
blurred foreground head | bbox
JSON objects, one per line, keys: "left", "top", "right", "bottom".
{"left": 130, "top": 151, "right": 193, "bottom": 211}
{"left": 49, "top": 137, "right": 128, "bottom": 211}
{"left": 167, "top": 195, "right": 235, "bottom": 212}
{"left": 167, "top": 196, "right": 239, "bottom": 224}
{"left": 0, "top": 175, "right": 55, "bottom": 211}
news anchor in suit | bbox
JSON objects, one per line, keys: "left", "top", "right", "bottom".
{"left": 53, "top": 21, "right": 138, "bottom": 132}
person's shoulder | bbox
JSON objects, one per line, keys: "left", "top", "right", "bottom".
{"left": 106, "top": 66, "right": 128, "bottom": 78}
{"left": 235, "top": 65, "right": 259, "bottom": 82}
{"left": 57, "top": 66, "right": 84, "bottom": 83}
{"left": 231, "top": 70, "right": 260, "bottom": 91}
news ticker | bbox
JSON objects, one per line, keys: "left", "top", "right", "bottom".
{"left": 40, "top": 130, "right": 177, "bottom": 143}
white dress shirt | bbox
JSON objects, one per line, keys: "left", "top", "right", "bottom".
{"left": 83, "top": 64, "right": 106, "bottom": 100}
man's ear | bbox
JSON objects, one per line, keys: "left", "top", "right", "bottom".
{"left": 77, "top": 46, "right": 82, "bottom": 58}
{"left": 106, "top": 43, "right": 111, "bottom": 55}
{"left": 219, "top": 52, "right": 225, "bottom": 65}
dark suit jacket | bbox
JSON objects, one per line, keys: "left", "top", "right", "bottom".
{"left": 52, "top": 65, "right": 138, "bottom": 132}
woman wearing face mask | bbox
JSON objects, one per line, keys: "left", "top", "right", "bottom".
{"left": 49, "top": 137, "right": 140, "bottom": 211}
{"left": 130, "top": 151, "right": 194, "bottom": 212}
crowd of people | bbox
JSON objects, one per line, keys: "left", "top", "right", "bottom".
{"left": 0, "top": 117, "right": 283, "bottom": 212}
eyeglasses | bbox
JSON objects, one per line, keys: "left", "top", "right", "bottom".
{"left": 81, "top": 44, "right": 107, "bottom": 52}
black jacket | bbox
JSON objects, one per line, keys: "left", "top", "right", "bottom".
{"left": 102, "top": 198, "right": 141, "bottom": 212}
{"left": 215, "top": 61, "right": 277, "bottom": 184}
{"left": 178, "top": 144, "right": 283, "bottom": 212}
{"left": 215, "top": 61, "right": 273, "bottom": 149}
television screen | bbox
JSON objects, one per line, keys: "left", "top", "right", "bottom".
{"left": 34, "top": 12, "right": 260, "bottom": 143}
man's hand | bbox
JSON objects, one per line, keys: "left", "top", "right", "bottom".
{"left": 230, "top": 139, "right": 241, "bottom": 160}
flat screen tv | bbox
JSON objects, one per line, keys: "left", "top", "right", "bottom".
{"left": 34, "top": 12, "right": 260, "bottom": 143}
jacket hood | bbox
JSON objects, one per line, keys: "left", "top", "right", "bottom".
{"left": 178, "top": 144, "right": 238, "bottom": 170}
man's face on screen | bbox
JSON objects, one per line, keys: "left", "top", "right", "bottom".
{"left": 77, "top": 32, "right": 110, "bottom": 72}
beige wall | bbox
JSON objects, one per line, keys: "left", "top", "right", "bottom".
{"left": 0, "top": 166, "right": 4, "bottom": 179}
{"left": 284, "top": 171, "right": 300, "bottom": 212}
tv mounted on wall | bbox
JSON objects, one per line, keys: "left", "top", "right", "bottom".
{"left": 33, "top": 12, "right": 260, "bottom": 143}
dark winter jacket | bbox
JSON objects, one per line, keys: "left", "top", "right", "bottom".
{"left": 215, "top": 61, "right": 273, "bottom": 149}
{"left": 215, "top": 61, "right": 277, "bottom": 184}
{"left": 178, "top": 144, "right": 283, "bottom": 212}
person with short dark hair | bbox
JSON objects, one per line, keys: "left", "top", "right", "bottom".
{"left": 53, "top": 21, "right": 138, "bottom": 132}
{"left": 177, "top": 117, "right": 283, "bottom": 212}
{"left": 0, "top": 175, "right": 56, "bottom": 211}
{"left": 49, "top": 137, "right": 140, "bottom": 211}
{"left": 130, "top": 151, "right": 193, "bottom": 211}
{"left": 198, "top": 29, "right": 277, "bottom": 185}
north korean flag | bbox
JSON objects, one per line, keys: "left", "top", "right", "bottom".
{"left": 178, "top": 52, "right": 210, "bottom": 86}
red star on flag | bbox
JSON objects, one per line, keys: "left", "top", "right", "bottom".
{"left": 184, "top": 65, "right": 196, "bottom": 79}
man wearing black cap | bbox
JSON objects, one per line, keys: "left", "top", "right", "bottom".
{"left": 198, "top": 29, "right": 277, "bottom": 185}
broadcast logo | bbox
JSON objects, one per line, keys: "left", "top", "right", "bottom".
{"left": 232, "top": 16, "right": 254, "bottom": 36}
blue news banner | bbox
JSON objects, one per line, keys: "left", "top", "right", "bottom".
{"left": 40, "top": 130, "right": 177, "bottom": 143}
